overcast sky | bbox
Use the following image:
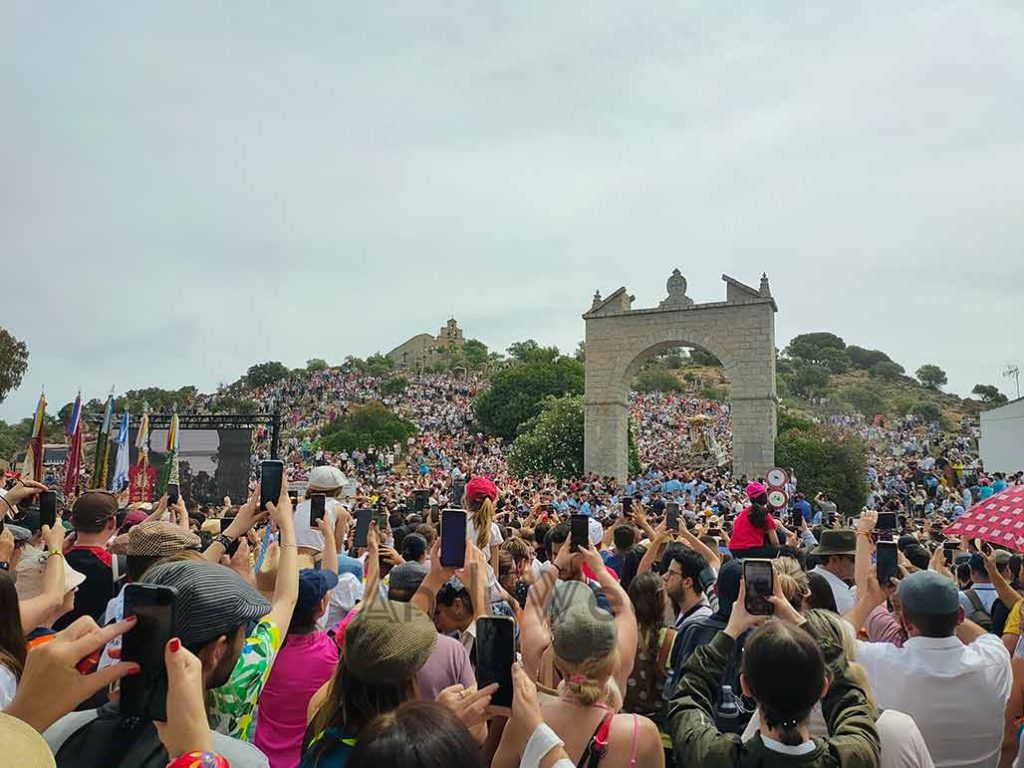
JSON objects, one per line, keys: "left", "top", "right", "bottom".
{"left": 3, "top": 2, "right": 1022, "bottom": 421}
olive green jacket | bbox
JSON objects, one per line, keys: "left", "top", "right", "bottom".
{"left": 666, "top": 629, "right": 880, "bottom": 768}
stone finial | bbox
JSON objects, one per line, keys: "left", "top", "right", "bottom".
{"left": 592, "top": 290, "right": 603, "bottom": 309}
{"left": 759, "top": 272, "right": 771, "bottom": 297}
{"left": 660, "top": 268, "right": 694, "bottom": 308}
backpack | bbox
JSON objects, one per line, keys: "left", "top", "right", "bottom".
{"left": 964, "top": 589, "right": 992, "bottom": 631}
{"left": 664, "top": 615, "right": 752, "bottom": 734}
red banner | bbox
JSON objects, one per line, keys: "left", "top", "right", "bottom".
{"left": 128, "top": 465, "right": 157, "bottom": 503}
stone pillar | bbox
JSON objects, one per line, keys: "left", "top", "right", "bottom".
{"left": 584, "top": 394, "right": 630, "bottom": 481}
{"left": 731, "top": 396, "right": 777, "bottom": 480}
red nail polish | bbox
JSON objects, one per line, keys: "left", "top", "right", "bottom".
{"left": 169, "top": 638, "right": 181, "bottom": 653}
{"left": 127, "top": 665, "right": 142, "bottom": 676}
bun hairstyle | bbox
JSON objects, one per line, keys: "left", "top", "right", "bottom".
{"left": 748, "top": 492, "right": 770, "bottom": 529}
{"left": 741, "top": 621, "right": 825, "bottom": 746}
{"left": 555, "top": 648, "right": 622, "bottom": 710}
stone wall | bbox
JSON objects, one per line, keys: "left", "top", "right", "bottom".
{"left": 583, "top": 273, "right": 777, "bottom": 481}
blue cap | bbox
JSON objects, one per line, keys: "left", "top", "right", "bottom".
{"left": 296, "top": 568, "right": 338, "bottom": 614}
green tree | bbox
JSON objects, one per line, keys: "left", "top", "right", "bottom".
{"left": 0, "top": 328, "right": 29, "bottom": 404}
{"left": 910, "top": 401, "right": 946, "bottom": 427}
{"left": 870, "top": 361, "right": 905, "bottom": 382}
{"left": 789, "top": 363, "right": 831, "bottom": 398}
{"left": 775, "top": 426, "right": 867, "bottom": 515}
{"left": 246, "top": 361, "right": 290, "bottom": 388}
{"left": 819, "top": 348, "right": 851, "bottom": 374}
{"left": 462, "top": 339, "right": 489, "bottom": 370}
{"left": 508, "top": 394, "right": 640, "bottom": 479}
{"left": 380, "top": 377, "right": 409, "bottom": 397}
{"left": 474, "top": 356, "right": 584, "bottom": 439}
{"left": 846, "top": 346, "right": 892, "bottom": 370}
{"left": 688, "top": 349, "right": 723, "bottom": 367}
{"left": 840, "top": 385, "right": 887, "bottom": 418}
{"left": 113, "top": 386, "right": 198, "bottom": 414}
{"left": 209, "top": 395, "right": 259, "bottom": 414}
{"left": 507, "top": 340, "right": 560, "bottom": 364}
{"left": 319, "top": 402, "right": 417, "bottom": 453}
{"left": 785, "top": 332, "right": 846, "bottom": 364}
{"left": 972, "top": 384, "right": 1009, "bottom": 405}
{"left": 634, "top": 367, "right": 682, "bottom": 393}
{"left": 364, "top": 353, "right": 396, "bottom": 377}
{"left": 663, "top": 352, "right": 683, "bottom": 369}
{"left": 306, "top": 358, "right": 329, "bottom": 373}
{"left": 573, "top": 341, "right": 586, "bottom": 362}
{"left": 916, "top": 364, "right": 947, "bottom": 391}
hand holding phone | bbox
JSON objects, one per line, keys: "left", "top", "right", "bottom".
{"left": 309, "top": 495, "right": 326, "bottom": 527}
{"left": 876, "top": 541, "right": 899, "bottom": 587}
{"left": 352, "top": 509, "right": 373, "bottom": 549}
{"left": 476, "top": 616, "right": 514, "bottom": 707}
{"left": 570, "top": 514, "right": 588, "bottom": 553}
{"left": 121, "top": 584, "right": 178, "bottom": 721}
{"left": 743, "top": 559, "right": 774, "bottom": 616}
{"left": 39, "top": 490, "right": 58, "bottom": 530}
{"left": 259, "top": 460, "right": 284, "bottom": 512}
{"left": 440, "top": 508, "right": 467, "bottom": 568}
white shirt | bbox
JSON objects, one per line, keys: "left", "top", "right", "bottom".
{"left": 810, "top": 566, "right": 855, "bottom": 615}
{"left": 855, "top": 633, "right": 1011, "bottom": 768}
{"left": 292, "top": 497, "right": 345, "bottom": 551}
{"left": 319, "top": 571, "right": 364, "bottom": 630}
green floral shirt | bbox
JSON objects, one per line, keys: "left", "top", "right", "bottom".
{"left": 209, "top": 616, "right": 283, "bottom": 741}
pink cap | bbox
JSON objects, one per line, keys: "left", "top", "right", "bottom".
{"left": 465, "top": 476, "right": 498, "bottom": 503}
{"left": 746, "top": 482, "right": 767, "bottom": 500}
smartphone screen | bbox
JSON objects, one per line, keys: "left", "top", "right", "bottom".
{"left": 376, "top": 511, "right": 389, "bottom": 531}
{"left": 666, "top": 502, "right": 680, "bottom": 532}
{"left": 167, "top": 483, "right": 179, "bottom": 505}
{"left": 570, "top": 514, "right": 589, "bottom": 553}
{"left": 622, "top": 497, "right": 633, "bottom": 515}
{"left": 440, "top": 508, "right": 467, "bottom": 568}
{"left": 309, "top": 495, "right": 326, "bottom": 527}
{"left": 352, "top": 509, "right": 373, "bottom": 549}
{"left": 451, "top": 480, "right": 467, "bottom": 509}
{"left": 943, "top": 541, "right": 958, "bottom": 565}
{"left": 259, "top": 460, "right": 284, "bottom": 511}
{"left": 743, "top": 559, "right": 774, "bottom": 616}
{"left": 39, "top": 490, "right": 57, "bottom": 530}
{"left": 476, "top": 616, "right": 514, "bottom": 707}
{"left": 877, "top": 512, "right": 897, "bottom": 531}
{"left": 876, "top": 541, "right": 898, "bottom": 586}
{"left": 121, "top": 584, "right": 177, "bottom": 721}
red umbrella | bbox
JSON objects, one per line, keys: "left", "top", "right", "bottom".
{"left": 943, "top": 486, "right": 1024, "bottom": 552}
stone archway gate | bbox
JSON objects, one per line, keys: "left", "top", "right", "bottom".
{"left": 583, "top": 270, "right": 778, "bottom": 482}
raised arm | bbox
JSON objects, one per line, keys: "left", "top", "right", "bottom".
{"left": 203, "top": 486, "right": 267, "bottom": 563}
{"left": 678, "top": 526, "right": 721, "bottom": 571}
{"left": 17, "top": 524, "right": 67, "bottom": 630}
{"left": 411, "top": 539, "right": 455, "bottom": 616}
{"left": 580, "top": 542, "right": 637, "bottom": 693}
{"left": 264, "top": 479, "right": 298, "bottom": 630}
{"left": 854, "top": 511, "right": 877, "bottom": 593}
{"left": 638, "top": 524, "right": 669, "bottom": 575}
{"left": 983, "top": 552, "right": 1021, "bottom": 611}
{"left": 317, "top": 518, "right": 338, "bottom": 574}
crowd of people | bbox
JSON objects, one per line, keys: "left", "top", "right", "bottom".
{"left": 0, "top": 365, "right": 1021, "bottom": 768}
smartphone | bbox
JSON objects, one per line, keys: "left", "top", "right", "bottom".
{"left": 876, "top": 541, "right": 899, "bottom": 587}
{"left": 943, "top": 541, "right": 958, "bottom": 565}
{"left": 309, "top": 495, "right": 326, "bottom": 527}
{"left": 440, "top": 508, "right": 467, "bottom": 568}
{"left": 219, "top": 516, "right": 235, "bottom": 533}
{"left": 259, "top": 460, "right": 284, "bottom": 512}
{"left": 352, "top": 509, "right": 373, "bottom": 549}
{"left": 622, "top": 496, "right": 633, "bottom": 515}
{"left": 413, "top": 489, "right": 430, "bottom": 512}
{"left": 666, "top": 502, "right": 680, "bottom": 532}
{"left": 39, "top": 490, "right": 57, "bottom": 530}
{"left": 451, "top": 479, "right": 467, "bottom": 509}
{"left": 476, "top": 616, "right": 515, "bottom": 708}
{"left": 376, "top": 511, "right": 389, "bottom": 531}
{"left": 707, "top": 527, "right": 721, "bottom": 537}
{"left": 121, "top": 584, "right": 178, "bottom": 721}
{"left": 167, "top": 483, "right": 179, "bottom": 505}
{"left": 743, "top": 559, "right": 774, "bottom": 616}
{"left": 570, "top": 514, "right": 589, "bottom": 553}
{"left": 877, "top": 512, "right": 897, "bottom": 531}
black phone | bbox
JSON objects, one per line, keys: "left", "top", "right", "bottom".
{"left": 352, "top": 509, "right": 373, "bottom": 549}
{"left": 666, "top": 502, "right": 680, "bottom": 532}
{"left": 259, "top": 460, "right": 284, "bottom": 512}
{"left": 39, "top": 490, "right": 57, "bottom": 530}
{"left": 570, "top": 514, "right": 589, "bottom": 553}
{"left": 876, "top": 541, "right": 899, "bottom": 587}
{"left": 167, "top": 483, "right": 179, "bottom": 505}
{"left": 376, "top": 511, "right": 389, "bottom": 530}
{"left": 622, "top": 496, "right": 633, "bottom": 515}
{"left": 451, "top": 480, "right": 467, "bottom": 509}
{"left": 310, "top": 495, "right": 326, "bottom": 527}
{"left": 440, "top": 508, "right": 467, "bottom": 568}
{"left": 219, "top": 516, "right": 235, "bottom": 533}
{"left": 943, "top": 541, "right": 959, "bottom": 565}
{"left": 476, "top": 616, "right": 515, "bottom": 708}
{"left": 877, "top": 512, "right": 897, "bottom": 531}
{"left": 413, "top": 489, "right": 430, "bottom": 512}
{"left": 980, "top": 541, "right": 993, "bottom": 556}
{"left": 743, "top": 559, "right": 774, "bottom": 616}
{"left": 707, "top": 527, "right": 721, "bottom": 538}
{"left": 121, "top": 584, "right": 177, "bottom": 721}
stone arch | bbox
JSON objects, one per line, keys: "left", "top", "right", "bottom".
{"left": 583, "top": 271, "right": 777, "bottom": 481}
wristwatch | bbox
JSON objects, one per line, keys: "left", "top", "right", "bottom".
{"left": 213, "top": 533, "right": 235, "bottom": 550}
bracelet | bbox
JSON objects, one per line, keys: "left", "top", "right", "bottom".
{"left": 213, "top": 534, "right": 235, "bottom": 550}
{"left": 167, "top": 752, "right": 229, "bottom": 768}
{"left": 279, "top": 543, "right": 298, "bottom": 549}
{"left": 522, "top": 722, "right": 565, "bottom": 768}
{"left": 856, "top": 530, "right": 874, "bottom": 538}
{"left": 48, "top": 551, "right": 65, "bottom": 560}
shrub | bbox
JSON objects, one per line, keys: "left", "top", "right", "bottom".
{"left": 319, "top": 402, "right": 417, "bottom": 453}
{"left": 474, "top": 356, "right": 585, "bottom": 440}
{"left": 634, "top": 367, "right": 683, "bottom": 393}
{"left": 775, "top": 426, "right": 867, "bottom": 516}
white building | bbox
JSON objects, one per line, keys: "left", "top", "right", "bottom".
{"left": 980, "top": 397, "right": 1024, "bottom": 474}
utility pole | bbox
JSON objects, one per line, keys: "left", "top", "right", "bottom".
{"left": 1005, "top": 364, "right": 1021, "bottom": 400}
